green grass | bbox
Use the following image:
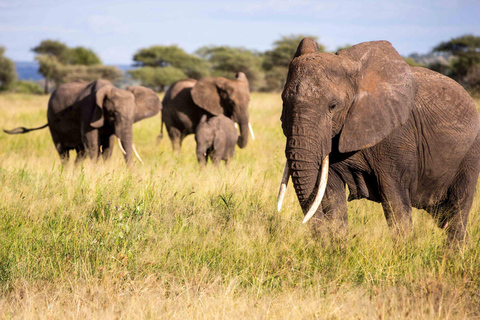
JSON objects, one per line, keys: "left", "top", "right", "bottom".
{"left": 0, "top": 93, "right": 480, "bottom": 318}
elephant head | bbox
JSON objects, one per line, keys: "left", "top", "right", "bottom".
{"left": 278, "top": 38, "right": 418, "bottom": 222}
{"left": 126, "top": 85, "right": 162, "bottom": 122}
{"left": 195, "top": 115, "right": 215, "bottom": 166}
{"left": 191, "top": 72, "right": 251, "bottom": 148}
{"left": 89, "top": 80, "right": 136, "bottom": 163}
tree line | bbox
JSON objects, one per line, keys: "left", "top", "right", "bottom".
{"left": 1, "top": 34, "right": 480, "bottom": 95}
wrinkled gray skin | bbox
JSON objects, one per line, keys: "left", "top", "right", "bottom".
{"left": 195, "top": 114, "right": 238, "bottom": 166}
{"left": 5, "top": 79, "right": 161, "bottom": 164}
{"left": 161, "top": 72, "right": 250, "bottom": 152}
{"left": 281, "top": 38, "right": 480, "bottom": 241}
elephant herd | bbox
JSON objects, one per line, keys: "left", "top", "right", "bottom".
{"left": 5, "top": 38, "right": 480, "bottom": 243}
{"left": 5, "top": 72, "right": 254, "bottom": 166}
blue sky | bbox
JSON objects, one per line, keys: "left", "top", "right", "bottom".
{"left": 1, "top": 0, "right": 479, "bottom": 64}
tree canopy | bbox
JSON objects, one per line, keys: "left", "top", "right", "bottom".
{"left": 32, "top": 39, "right": 113, "bottom": 92}
{"left": 128, "top": 66, "right": 187, "bottom": 92}
{"left": 263, "top": 35, "right": 324, "bottom": 71}
{"left": 133, "top": 45, "right": 208, "bottom": 79}
{"left": 31, "top": 40, "right": 69, "bottom": 63}
{"left": 0, "top": 46, "right": 17, "bottom": 91}
{"left": 64, "top": 47, "right": 102, "bottom": 66}
{"left": 262, "top": 35, "right": 324, "bottom": 91}
{"left": 196, "top": 45, "right": 264, "bottom": 90}
{"left": 432, "top": 34, "right": 480, "bottom": 93}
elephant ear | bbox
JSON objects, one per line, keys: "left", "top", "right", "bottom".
{"left": 191, "top": 77, "right": 227, "bottom": 116}
{"left": 91, "top": 85, "right": 112, "bottom": 128}
{"left": 126, "top": 86, "right": 162, "bottom": 122}
{"left": 337, "top": 41, "right": 418, "bottom": 153}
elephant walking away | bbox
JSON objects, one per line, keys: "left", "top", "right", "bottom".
{"left": 277, "top": 38, "right": 480, "bottom": 242}
{"left": 161, "top": 72, "right": 254, "bottom": 152}
{"left": 4, "top": 79, "right": 161, "bottom": 165}
{"left": 195, "top": 114, "right": 238, "bottom": 166}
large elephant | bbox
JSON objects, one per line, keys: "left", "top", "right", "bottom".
{"left": 4, "top": 79, "right": 161, "bottom": 164}
{"left": 277, "top": 38, "right": 480, "bottom": 241}
{"left": 161, "top": 72, "right": 253, "bottom": 152}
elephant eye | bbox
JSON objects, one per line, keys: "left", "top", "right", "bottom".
{"left": 329, "top": 102, "right": 338, "bottom": 112}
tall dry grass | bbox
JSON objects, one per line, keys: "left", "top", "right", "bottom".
{"left": 0, "top": 93, "right": 479, "bottom": 319}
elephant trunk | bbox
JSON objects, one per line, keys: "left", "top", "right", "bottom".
{"left": 116, "top": 121, "right": 133, "bottom": 165}
{"left": 237, "top": 120, "right": 249, "bottom": 148}
{"left": 285, "top": 119, "right": 331, "bottom": 221}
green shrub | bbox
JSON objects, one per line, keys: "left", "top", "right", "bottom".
{"left": 9, "top": 80, "right": 44, "bottom": 94}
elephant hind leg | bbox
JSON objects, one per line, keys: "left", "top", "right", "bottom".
{"left": 55, "top": 143, "right": 70, "bottom": 164}
{"left": 167, "top": 127, "right": 183, "bottom": 153}
{"left": 75, "top": 147, "right": 86, "bottom": 164}
{"left": 438, "top": 134, "right": 480, "bottom": 242}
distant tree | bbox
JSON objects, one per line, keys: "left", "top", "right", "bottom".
{"left": 263, "top": 66, "right": 287, "bottom": 93}
{"left": 52, "top": 64, "right": 122, "bottom": 84}
{"left": 196, "top": 45, "right": 264, "bottom": 90}
{"left": 262, "top": 34, "right": 324, "bottom": 92}
{"left": 128, "top": 66, "right": 187, "bottom": 92}
{"left": 64, "top": 47, "right": 102, "bottom": 66}
{"left": 133, "top": 45, "right": 209, "bottom": 79}
{"left": 34, "top": 54, "right": 61, "bottom": 93}
{"left": 32, "top": 40, "right": 69, "bottom": 63}
{"left": 263, "top": 35, "right": 324, "bottom": 71}
{"left": 33, "top": 39, "right": 110, "bottom": 93}
{"left": 0, "top": 46, "right": 17, "bottom": 91}
{"left": 432, "top": 34, "right": 480, "bottom": 92}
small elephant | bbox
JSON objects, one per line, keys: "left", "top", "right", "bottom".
{"left": 4, "top": 79, "right": 161, "bottom": 164}
{"left": 195, "top": 114, "right": 238, "bottom": 166}
{"left": 277, "top": 38, "right": 480, "bottom": 242}
{"left": 161, "top": 72, "right": 254, "bottom": 152}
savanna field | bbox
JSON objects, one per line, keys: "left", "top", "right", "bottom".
{"left": 1, "top": 93, "right": 480, "bottom": 319}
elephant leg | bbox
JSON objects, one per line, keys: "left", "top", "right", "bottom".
{"left": 379, "top": 181, "right": 413, "bottom": 236}
{"left": 50, "top": 131, "right": 69, "bottom": 164}
{"left": 167, "top": 127, "right": 182, "bottom": 153}
{"left": 75, "top": 147, "right": 86, "bottom": 164}
{"left": 211, "top": 153, "right": 221, "bottom": 166}
{"left": 438, "top": 135, "right": 480, "bottom": 242}
{"left": 101, "top": 134, "right": 115, "bottom": 161}
{"left": 311, "top": 170, "right": 348, "bottom": 239}
{"left": 55, "top": 143, "right": 70, "bottom": 164}
{"left": 83, "top": 129, "right": 100, "bottom": 161}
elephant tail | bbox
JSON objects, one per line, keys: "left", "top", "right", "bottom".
{"left": 3, "top": 123, "right": 48, "bottom": 134}
{"left": 157, "top": 113, "right": 164, "bottom": 143}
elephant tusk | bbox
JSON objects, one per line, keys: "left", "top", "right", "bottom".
{"left": 302, "top": 155, "right": 329, "bottom": 224}
{"left": 248, "top": 122, "right": 255, "bottom": 141}
{"left": 234, "top": 123, "right": 239, "bottom": 133}
{"left": 132, "top": 144, "right": 144, "bottom": 164}
{"left": 277, "top": 162, "right": 290, "bottom": 212}
{"left": 117, "top": 138, "right": 127, "bottom": 155}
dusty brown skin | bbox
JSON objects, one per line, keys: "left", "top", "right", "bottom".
{"left": 280, "top": 38, "right": 480, "bottom": 241}
{"left": 195, "top": 114, "right": 238, "bottom": 166}
{"left": 4, "top": 80, "right": 161, "bottom": 164}
{"left": 161, "top": 72, "right": 250, "bottom": 152}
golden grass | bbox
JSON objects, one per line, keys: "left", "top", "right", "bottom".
{"left": 0, "top": 93, "right": 479, "bottom": 319}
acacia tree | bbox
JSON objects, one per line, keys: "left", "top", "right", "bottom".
{"left": 32, "top": 40, "right": 111, "bottom": 93}
{"left": 196, "top": 45, "right": 264, "bottom": 90}
{"left": 0, "top": 47, "right": 17, "bottom": 91}
{"left": 129, "top": 66, "right": 186, "bottom": 92}
{"left": 262, "top": 35, "right": 324, "bottom": 91}
{"left": 432, "top": 34, "right": 480, "bottom": 92}
{"left": 134, "top": 45, "right": 208, "bottom": 77}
